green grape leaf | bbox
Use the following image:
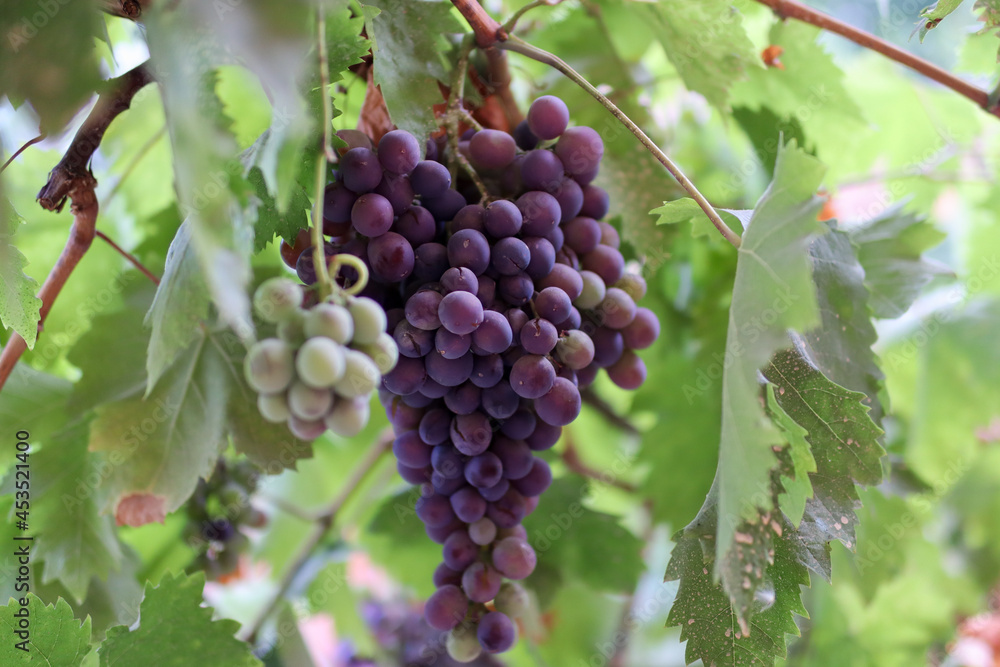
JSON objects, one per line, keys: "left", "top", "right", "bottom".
{"left": 246, "top": 167, "right": 311, "bottom": 253}
{"left": 767, "top": 385, "right": 815, "bottom": 528}
{"left": 666, "top": 494, "right": 808, "bottom": 667}
{"left": 918, "top": 0, "right": 967, "bottom": 40}
{"left": 731, "top": 106, "right": 810, "bottom": 179}
{"left": 145, "top": 222, "right": 211, "bottom": 392}
{"left": 90, "top": 331, "right": 231, "bottom": 524}
{"left": 99, "top": 571, "right": 260, "bottom": 667}
{"left": 0, "top": 1, "right": 102, "bottom": 132}
{"left": 0, "top": 364, "right": 72, "bottom": 443}
{"left": 0, "top": 197, "right": 41, "bottom": 349}
{"left": 849, "top": 204, "right": 949, "bottom": 319}
{"left": 730, "top": 22, "right": 865, "bottom": 163}
{"left": 974, "top": 0, "right": 1000, "bottom": 55}
{"left": 715, "top": 141, "right": 828, "bottom": 559}
{"left": 69, "top": 283, "right": 156, "bottom": 415}
{"left": 22, "top": 421, "right": 125, "bottom": 603}
{"left": 145, "top": 7, "right": 256, "bottom": 344}
{"left": 522, "top": 478, "right": 643, "bottom": 595}
{"left": 653, "top": 198, "right": 749, "bottom": 241}
{"left": 763, "top": 347, "right": 885, "bottom": 571}
{"left": 643, "top": 0, "right": 758, "bottom": 110}
{"left": 0, "top": 595, "right": 92, "bottom": 666}
{"left": 361, "top": 0, "right": 461, "bottom": 143}
{"left": 802, "top": 229, "right": 884, "bottom": 424}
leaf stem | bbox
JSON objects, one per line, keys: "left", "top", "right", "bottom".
{"left": 754, "top": 0, "right": 1000, "bottom": 119}
{"left": 500, "top": 0, "right": 559, "bottom": 34}
{"left": 95, "top": 230, "right": 160, "bottom": 285}
{"left": 500, "top": 36, "right": 741, "bottom": 248}
{"left": 238, "top": 430, "right": 393, "bottom": 643}
{"left": 0, "top": 135, "right": 45, "bottom": 175}
{"left": 311, "top": 7, "right": 336, "bottom": 302}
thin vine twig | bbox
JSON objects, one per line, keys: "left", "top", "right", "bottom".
{"left": 500, "top": 0, "right": 559, "bottom": 34}
{"left": 447, "top": 38, "right": 491, "bottom": 203}
{"left": 0, "top": 135, "right": 46, "bottom": 175}
{"left": 95, "top": 230, "right": 160, "bottom": 286}
{"left": 754, "top": 0, "right": 1000, "bottom": 119}
{"left": 0, "top": 63, "right": 154, "bottom": 394}
{"left": 501, "top": 36, "right": 742, "bottom": 248}
{"left": 238, "top": 432, "right": 393, "bottom": 643}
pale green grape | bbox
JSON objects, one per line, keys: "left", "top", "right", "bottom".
{"left": 257, "top": 393, "right": 291, "bottom": 423}
{"left": 304, "top": 302, "right": 354, "bottom": 344}
{"left": 446, "top": 624, "right": 482, "bottom": 663}
{"left": 323, "top": 396, "right": 370, "bottom": 437}
{"left": 355, "top": 332, "right": 398, "bottom": 374}
{"left": 287, "top": 415, "right": 326, "bottom": 441}
{"left": 494, "top": 582, "right": 531, "bottom": 619}
{"left": 244, "top": 338, "right": 294, "bottom": 394}
{"left": 348, "top": 296, "right": 387, "bottom": 344}
{"left": 287, "top": 381, "right": 333, "bottom": 421}
{"left": 574, "top": 270, "right": 606, "bottom": 309}
{"left": 333, "top": 349, "right": 380, "bottom": 398}
{"left": 296, "top": 337, "right": 346, "bottom": 388}
{"left": 254, "top": 277, "right": 303, "bottom": 323}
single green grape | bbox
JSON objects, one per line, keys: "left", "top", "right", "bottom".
{"left": 354, "top": 332, "right": 398, "bottom": 374}
{"left": 244, "top": 338, "right": 294, "bottom": 394}
{"left": 574, "top": 270, "right": 606, "bottom": 309}
{"left": 494, "top": 581, "right": 531, "bottom": 620}
{"left": 296, "top": 337, "right": 346, "bottom": 388}
{"left": 287, "top": 380, "right": 334, "bottom": 421}
{"left": 333, "top": 349, "right": 380, "bottom": 398}
{"left": 257, "top": 393, "right": 291, "bottom": 423}
{"left": 304, "top": 302, "right": 354, "bottom": 344}
{"left": 348, "top": 296, "right": 387, "bottom": 344}
{"left": 446, "top": 623, "right": 482, "bottom": 663}
{"left": 324, "top": 396, "right": 370, "bottom": 437}
{"left": 253, "top": 277, "right": 303, "bottom": 323}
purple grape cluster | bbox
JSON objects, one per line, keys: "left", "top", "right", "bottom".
{"left": 288, "top": 96, "right": 659, "bottom": 661}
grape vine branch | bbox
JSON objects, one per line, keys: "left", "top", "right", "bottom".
{"left": 446, "top": 0, "right": 743, "bottom": 248}
{"left": 755, "top": 0, "right": 1000, "bottom": 119}
{"left": 0, "top": 63, "right": 154, "bottom": 391}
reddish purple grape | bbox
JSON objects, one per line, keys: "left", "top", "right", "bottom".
{"left": 555, "top": 126, "right": 604, "bottom": 177}
{"left": 527, "top": 95, "right": 569, "bottom": 140}
{"left": 622, "top": 307, "right": 659, "bottom": 349}
{"left": 340, "top": 147, "right": 383, "bottom": 193}
{"left": 469, "top": 129, "right": 517, "bottom": 169}
{"left": 378, "top": 129, "right": 421, "bottom": 174}
{"left": 492, "top": 536, "right": 538, "bottom": 579}
{"left": 535, "top": 376, "right": 581, "bottom": 426}
{"left": 368, "top": 232, "right": 415, "bottom": 282}
{"left": 607, "top": 350, "right": 647, "bottom": 390}
{"left": 509, "top": 354, "right": 555, "bottom": 400}
{"left": 410, "top": 160, "right": 452, "bottom": 198}
{"left": 451, "top": 486, "right": 488, "bottom": 523}
{"left": 425, "top": 584, "right": 468, "bottom": 630}
{"left": 462, "top": 561, "right": 503, "bottom": 603}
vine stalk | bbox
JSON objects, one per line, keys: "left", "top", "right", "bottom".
{"left": 311, "top": 7, "right": 336, "bottom": 302}
{"left": 501, "top": 36, "right": 742, "bottom": 248}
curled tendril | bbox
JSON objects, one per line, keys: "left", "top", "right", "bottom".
{"left": 329, "top": 253, "right": 370, "bottom": 297}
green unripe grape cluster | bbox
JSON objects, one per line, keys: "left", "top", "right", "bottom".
{"left": 243, "top": 279, "right": 398, "bottom": 440}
